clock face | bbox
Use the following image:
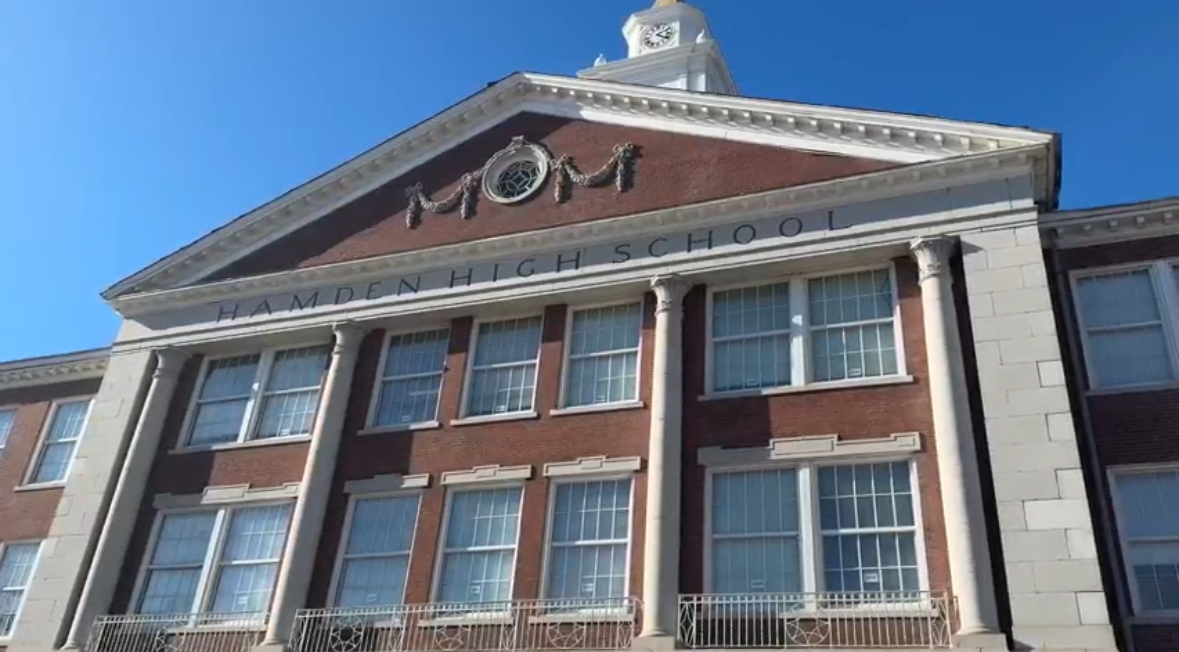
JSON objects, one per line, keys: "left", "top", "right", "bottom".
{"left": 641, "top": 23, "right": 677, "bottom": 50}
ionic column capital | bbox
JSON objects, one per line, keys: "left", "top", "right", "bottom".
{"left": 650, "top": 274, "right": 691, "bottom": 315}
{"left": 152, "top": 348, "right": 187, "bottom": 380}
{"left": 909, "top": 236, "right": 958, "bottom": 283}
{"left": 331, "top": 322, "right": 366, "bottom": 354}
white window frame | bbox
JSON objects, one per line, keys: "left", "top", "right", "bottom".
{"left": 704, "top": 264, "right": 906, "bottom": 397}
{"left": 0, "top": 407, "right": 16, "bottom": 464}
{"left": 702, "top": 457, "right": 930, "bottom": 604}
{"left": 327, "top": 490, "right": 424, "bottom": 608}
{"left": 1108, "top": 463, "right": 1179, "bottom": 618}
{"left": 1070, "top": 260, "right": 1179, "bottom": 393}
{"left": 129, "top": 501, "right": 294, "bottom": 617}
{"left": 558, "top": 301, "right": 645, "bottom": 410}
{"left": 22, "top": 396, "right": 92, "bottom": 487}
{"left": 0, "top": 540, "right": 42, "bottom": 641}
{"left": 365, "top": 326, "right": 451, "bottom": 430}
{"left": 430, "top": 483, "right": 525, "bottom": 613}
{"left": 180, "top": 344, "right": 330, "bottom": 448}
{"left": 539, "top": 474, "right": 635, "bottom": 611}
{"left": 459, "top": 315, "right": 544, "bottom": 420}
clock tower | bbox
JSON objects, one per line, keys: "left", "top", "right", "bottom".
{"left": 577, "top": 0, "right": 737, "bottom": 94}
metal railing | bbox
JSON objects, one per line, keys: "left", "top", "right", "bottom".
{"left": 290, "top": 598, "right": 640, "bottom": 652}
{"left": 677, "top": 592, "right": 954, "bottom": 649}
{"left": 86, "top": 612, "right": 269, "bottom": 652}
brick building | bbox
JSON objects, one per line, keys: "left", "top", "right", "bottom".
{"left": 0, "top": 2, "right": 1159, "bottom": 652}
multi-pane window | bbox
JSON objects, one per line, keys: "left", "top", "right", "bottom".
{"left": 0, "top": 542, "right": 40, "bottom": 637}
{"left": 372, "top": 330, "right": 449, "bottom": 428}
{"left": 1075, "top": 267, "right": 1175, "bottom": 389}
{"left": 436, "top": 487, "right": 522, "bottom": 604}
{"left": 818, "top": 462, "right": 919, "bottom": 594}
{"left": 136, "top": 504, "right": 292, "bottom": 615}
{"left": 709, "top": 460, "right": 923, "bottom": 597}
{"left": 465, "top": 318, "right": 542, "bottom": 417}
{"left": 1112, "top": 468, "right": 1179, "bottom": 613}
{"left": 709, "top": 268, "right": 900, "bottom": 394}
{"left": 546, "top": 479, "right": 631, "bottom": 601}
{"left": 335, "top": 495, "right": 421, "bottom": 607}
{"left": 564, "top": 305, "right": 642, "bottom": 407}
{"left": 809, "top": 270, "right": 897, "bottom": 383}
{"left": 188, "top": 345, "right": 330, "bottom": 447}
{"left": 28, "top": 399, "right": 90, "bottom": 485}
{"left": 0, "top": 410, "right": 14, "bottom": 463}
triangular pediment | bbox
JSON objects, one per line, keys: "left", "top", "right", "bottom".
{"left": 105, "top": 72, "right": 1055, "bottom": 302}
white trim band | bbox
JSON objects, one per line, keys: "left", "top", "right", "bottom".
{"left": 344, "top": 473, "right": 431, "bottom": 494}
{"left": 698, "top": 432, "right": 922, "bottom": 467}
{"left": 153, "top": 482, "right": 301, "bottom": 509}
{"left": 543, "top": 456, "right": 643, "bottom": 478}
{"left": 441, "top": 464, "right": 533, "bottom": 486}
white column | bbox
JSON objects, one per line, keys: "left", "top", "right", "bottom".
{"left": 60, "top": 348, "right": 186, "bottom": 651}
{"left": 638, "top": 274, "right": 690, "bottom": 644}
{"left": 259, "top": 323, "right": 364, "bottom": 650}
{"left": 910, "top": 236, "right": 1000, "bottom": 637}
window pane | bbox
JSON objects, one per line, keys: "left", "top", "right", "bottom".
{"left": 190, "top": 399, "right": 249, "bottom": 446}
{"left": 346, "top": 496, "right": 420, "bottom": 555}
{"left": 139, "top": 569, "right": 202, "bottom": 615}
{"left": 200, "top": 355, "right": 260, "bottom": 400}
{"left": 31, "top": 441, "right": 76, "bottom": 484}
{"left": 569, "top": 304, "right": 641, "bottom": 356}
{"left": 818, "top": 462, "right": 914, "bottom": 529}
{"left": 712, "top": 537, "right": 800, "bottom": 594}
{"left": 714, "top": 334, "right": 791, "bottom": 392}
{"left": 0, "top": 410, "right": 13, "bottom": 454}
{"left": 265, "top": 346, "right": 329, "bottom": 392}
{"left": 547, "top": 480, "right": 631, "bottom": 600}
{"left": 438, "top": 550, "right": 515, "bottom": 604}
{"left": 1130, "top": 541, "right": 1179, "bottom": 612}
{"left": 809, "top": 271, "right": 897, "bottom": 382}
{"left": 565, "top": 304, "right": 642, "bottom": 407}
{"left": 468, "top": 366, "right": 537, "bottom": 416}
{"left": 1116, "top": 471, "right": 1179, "bottom": 539}
{"left": 712, "top": 284, "right": 790, "bottom": 339}
{"left": 47, "top": 400, "right": 89, "bottom": 442}
{"left": 446, "top": 488, "right": 521, "bottom": 548}
{"left": 152, "top": 513, "right": 217, "bottom": 565}
{"left": 337, "top": 557, "right": 411, "bottom": 608}
{"left": 385, "top": 329, "right": 450, "bottom": 378}
{"left": 1078, "top": 270, "right": 1160, "bottom": 329}
{"left": 222, "top": 505, "right": 292, "bottom": 562}
{"left": 822, "top": 533, "right": 920, "bottom": 593}
{"left": 567, "top": 352, "right": 638, "bottom": 407}
{"left": 548, "top": 544, "right": 627, "bottom": 600}
{"left": 472, "top": 318, "right": 542, "bottom": 367}
{"left": 376, "top": 376, "right": 443, "bottom": 426}
{"left": 210, "top": 563, "right": 278, "bottom": 614}
{"left": 808, "top": 270, "right": 893, "bottom": 327}
{"left": 712, "top": 470, "right": 799, "bottom": 535}
{"left": 1088, "top": 327, "right": 1172, "bottom": 388}
{"left": 0, "top": 543, "right": 38, "bottom": 636}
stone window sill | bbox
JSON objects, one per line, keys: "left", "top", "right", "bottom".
{"left": 450, "top": 411, "right": 540, "bottom": 427}
{"left": 170, "top": 435, "right": 312, "bottom": 455}
{"left": 698, "top": 375, "right": 916, "bottom": 401}
{"left": 358, "top": 421, "right": 442, "bottom": 436}
{"left": 14, "top": 481, "right": 67, "bottom": 493}
{"left": 550, "top": 401, "right": 645, "bottom": 417}
{"left": 1087, "top": 380, "right": 1179, "bottom": 398}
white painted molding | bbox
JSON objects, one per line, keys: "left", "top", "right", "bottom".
{"left": 344, "top": 473, "right": 430, "bottom": 494}
{"left": 108, "top": 150, "right": 1044, "bottom": 319}
{"left": 0, "top": 350, "right": 109, "bottom": 390}
{"left": 104, "top": 70, "right": 1055, "bottom": 301}
{"left": 1042, "top": 197, "right": 1179, "bottom": 249}
{"left": 698, "top": 432, "right": 922, "bottom": 467}
{"left": 441, "top": 464, "right": 533, "bottom": 486}
{"left": 544, "top": 456, "right": 643, "bottom": 478}
{"left": 152, "top": 482, "right": 301, "bottom": 509}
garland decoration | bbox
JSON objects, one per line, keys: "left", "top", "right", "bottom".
{"left": 552, "top": 142, "right": 637, "bottom": 203}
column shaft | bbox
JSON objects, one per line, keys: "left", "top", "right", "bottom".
{"left": 910, "top": 237, "right": 1000, "bottom": 636}
{"left": 260, "top": 324, "right": 363, "bottom": 648}
{"left": 60, "top": 349, "right": 186, "bottom": 650}
{"left": 639, "top": 275, "right": 690, "bottom": 642}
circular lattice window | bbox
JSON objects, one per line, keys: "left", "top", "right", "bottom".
{"left": 482, "top": 140, "right": 550, "bottom": 204}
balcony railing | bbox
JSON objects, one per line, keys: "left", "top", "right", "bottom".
{"left": 677, "top": 592, "right": 954, "bottom": 649}
{"left": 290, "top": 599, "right": 640, "bottom": 652}
{"left": 86, "top": 612, "right": 269, "bottom": 652}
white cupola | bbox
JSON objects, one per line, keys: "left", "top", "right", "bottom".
{"left": 577, "top": 0, "right": 737, "bottom": 95}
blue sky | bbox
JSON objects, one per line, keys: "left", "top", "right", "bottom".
{"left": 1, "top": 0, "right": 1177, "bottom": 360}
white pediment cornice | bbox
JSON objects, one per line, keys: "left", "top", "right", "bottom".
{"left": 1042, "top": 196, "right": 1179, "bottom": 249}
{"left": 105, "top": 72, "right": 1056, "bottom": 300}
{"left": 0, "top": 349, "right": 109, "bottom": 390}
{"left": 109, "top": 145, "right": 1047, "bottom": 318}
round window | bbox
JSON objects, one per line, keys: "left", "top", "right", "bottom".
{"left": 482, "top": 139, "right": 550, "bottom": 205}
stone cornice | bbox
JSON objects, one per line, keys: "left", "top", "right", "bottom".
{"left": 1041, "top": 197, "right": 1179, "bottom": 249}
{"left": 104, "top": 72, "right": 1055, "bottom": 301}
{"left": 107, "top": 145, "right": 1046, "bottom": 318}
{"left": 0, "top": 349, "right": 109, "bottom": 391}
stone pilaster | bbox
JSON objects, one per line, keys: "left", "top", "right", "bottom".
{"left": 910, "top": 237, "right": 1002, "bottom": 646}
{"left": 636, "top": 275, "right": 690, "bottom": 647}
{"left": 256, "top": 323, "right": 364, "bottom": 651}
